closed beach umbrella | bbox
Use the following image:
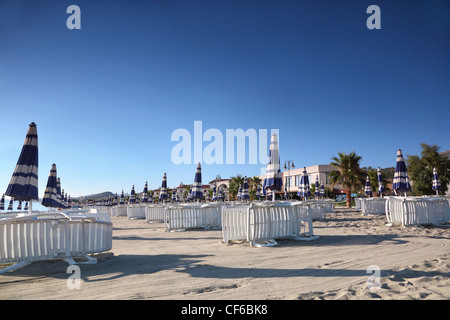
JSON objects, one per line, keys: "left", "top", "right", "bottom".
{"left": 56, "top": 177, "right": 63, "bottom": 208}
{"left": 5, "top": 122, "right": 39, "bottom": 214}
{"left": 432, "top": 167, "right": 441, "bottom": 195}
{"left": 0, "top": 194, "right": 4, "bottom": 210}
{"left": 297, "top": 167, "right": 311, "bottom": 199}
{"left": 129, "top": 185, "right": 136, "bottom": 204}
{"left": 212, "top": 182, "right": 217, "bottom": 201}
{"left": 17, "top": 201, "right": 22, "bottom": 210}
{"left": 393, "top": 149, "right": 411, "bottom": 196}
{"left": 159, "top": 173, "right": 168, "bottom": 201}
{"left": 241, "top": 177, "right": 250, "bottom": 200}
{"left": 314, "top": 176, "right": 320, "bottom": 197}
{"left": 319, "top": 181, "right": 325, "bottom": 197}
{"left": 142, "top": 182, "right": 148, "bottom": 203}
{"left": 263, "top": 133, "right": 283, "bottom": 201}
{"left": 42, "top": 163, "right": 60, "bottom": 208}
{"left": 171, "top": 189, "right": 177, "bottom": 202}
{"left": 237, "top": 187, "right": 242, "bottom": 201}
{"left": 8, "top": 199, "right": 13, "bottom": 210}
{"left": 24, "top": 202, "right": 28, "bottom": 211}
{"left": 364, "top": 176, "right": 373, "bottom": 197}
{"left": 377, "top": 167, "right": 385, "bottom": 197}
{"left": 191, "top": 163, "right": 203, "bottom": 200}
{"left": 256, "top": 187, "right": 261, "bottom": 199}
{"left": 119, "top": 190, "right": 125, "bottom": 205}
{"left": 114, "top": 193, "right": 118, "bottom": 206}
{"left": 218, "top": 187, "right": 224, "bottom": 201}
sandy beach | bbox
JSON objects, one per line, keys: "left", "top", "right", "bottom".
{"left": 0, "top": 208, "right": 448, "bottom": 300}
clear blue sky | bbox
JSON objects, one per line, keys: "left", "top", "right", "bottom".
{"left": 1, "top": 0, "right": 449, "bottom": 197}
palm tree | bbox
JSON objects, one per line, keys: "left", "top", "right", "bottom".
{"left": 330, "top": 151, "right": 364, "bottom": 208}
{"left": 248, "top": 176, "right": 262, "bottom": 200}
{"left": 229, "top": 175, "right": 244, "bottom": 201}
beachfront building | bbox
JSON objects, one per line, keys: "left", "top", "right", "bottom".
{"left": 257, "top": 164, "right": 345, "bottom": 197}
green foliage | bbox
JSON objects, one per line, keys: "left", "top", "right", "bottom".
{"left": 330, "top": 151, "right": 364, "bottom": 207}
{"left": 406, "top": 144, "right": 450, "bottom": 195}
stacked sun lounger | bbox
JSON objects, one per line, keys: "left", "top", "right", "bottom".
{"left": 221, "top": 201, "right": 319, "bottom": 247}
{"left": 0, "top": 212, "right": 112, "bottom": 273}
{"left": 385, "top": 196, "right": 450, "bottom": 226}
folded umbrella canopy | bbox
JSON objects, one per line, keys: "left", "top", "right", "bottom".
{"left": 42, "top": 163, "right": 60, "bottom": 208}
{"left": 377, "top": 167, "right": 385, "bottom": 197}
{"left": 319, "top": 181, "right": 325, "bottom": 197}
{"left": 142, "top": 182, "right": 148, "bottom": 203}
{"left": 432, "top": 167, "right": 441, "bottom": 195}
{"left": 393, "top": 149, "right": 411, "bottom": 196}
{"left": 129, "top": 185, "right": 136, "bottom": 204}
{"left": 0, "top": 194, "right": 4, "bottom": 210}
{"left": 191, "top": 163, "right": 203, "bottom": 200}
{"left": 314, "top": 176, "right": 320, "bottom": 197}
{"left": 297, "top": 167, "right": 311, "bottom": 200}
{"left": 119, "top": 190, "right": 125, "bottom": 205}
{"left": 263, "top": 134, "right": 283, "bottom": 201}
{"left": 159, "top": 173, "right": 168, "bottom": 201}
{"left": 241, "top": 177, "right": 250, "bottom": 200}
{"left": 5, "top": 122, "right": 38, "bottom": 214}
{"left": 364, "top": 176, "right": 373, "bottom": 197}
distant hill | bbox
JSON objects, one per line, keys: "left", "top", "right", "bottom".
{"left": 72, "top": 191, "right": 115, "bottom": 201}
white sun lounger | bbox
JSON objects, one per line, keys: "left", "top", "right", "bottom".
{"left": 127, "top": 205, "right": 146, "bottom": 219}
{"left": 359, "top": 198, "right": 387, "bottom": 215}
{"left": 164, "top": 203, "right": 222, "bottom": 232}
{"left": 221, "top": 201, "right": 319, "bottom": 247}
{"left": 385, "top": 196, "right": 450, "bottom": 226}
{"left": 0, "top": 212, "right": 112, "bottom": 274}
{"left": 145, "top": 205, "right": 167, "bottom": 223}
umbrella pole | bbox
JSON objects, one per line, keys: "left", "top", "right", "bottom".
{"left": 28, "top": 200, "right": 32, "bottom": 215}
{"left": 272, "top": 190, "right": 275, "bottom": 202}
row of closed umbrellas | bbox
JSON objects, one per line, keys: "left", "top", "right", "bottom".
{"left": 1, "top": 123, "right": 445, "bottom": 212}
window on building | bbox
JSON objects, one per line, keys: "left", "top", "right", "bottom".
{"left": 295, "top": 175, "right": 301, "bottom": 186}
{"left": 285, "top": 176, "right": 292, "bottom": 187}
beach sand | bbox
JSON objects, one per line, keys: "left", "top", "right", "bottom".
{"left": 0, "top": 208, "right": 448, "bottom": 300}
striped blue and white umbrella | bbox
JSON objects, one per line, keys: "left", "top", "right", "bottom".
{"left": 171, "top": 189, "right": 177, "bottom": 202}
{"left": 114, "top": 192, "right": 118, "bottom": 206}
{"left": 319, "top": 181, "right": 325, "bottom": 197}
{"left": 61, "top": 188, "right": 67, "bottom": 208}
{"left": 8, "top": 199, "right": 13, "bottom": 210}
{"left": 263, "top": 134, "right": 283, "bottom": 201}
{"left": 159, "top": 173, "right": 168, "bottom": 201}
{"left": 217, "top": 187, "right": 224, "bottom": 201}
{"left": 212, "top": 182, "right": 217, "bottom": 201}
{"left": 17, "top": 200, "right": 22, "bottom": 210}
{"left": 241, "top": 177, "right": 250, "bottom": 200}
{"left": 237, "top": 187, "right": 242, "bottom": 201}
{"left": 42, "top": 163, "right": 60, "bottom": 208}
{"left": 297, "top": 167, "right": 311, "bottom": 199}
{"left": 377, "top": 167, "right": 385, "bottom": 197}
{"left": 432, "top": 167, "right": 441, "bottom": 195}
{"left": 119, "top": 190, "right": 125, "bottom": 205}
{"left": 256, "top": 187, "right": 261, "bottom": 199}
{"left": 142, "top": 182, "right": 148, "bottom": 203}
{"left": 24, "top": 202, "right": 29, "bottom": 211}
{"left": 364, "top": 176, "right": 373, "bottom": 197}
{"left": 56, "top": 177, "right": 62, "bottom": 208}
{"left": 314, "top": 176, "right": 320, "bottom": 197}
{"left": 5, "top": 122, "right": 39, "bottom": 213}
{"left": 191, "top": 163, "right": 203, "bottom": 200}
{"left": 393, "top": 149, "right": 411, "bottom": 195}
{"left": 0, "top": 194, "right": 5, "bottom": 210}
{"left": 129, "top": 185, "right": 136, "bottom": 204}
{"left": 67, "top": 195, "right": 71, "bottom": 208}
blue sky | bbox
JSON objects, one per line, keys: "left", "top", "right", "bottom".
{"left": 1, "top": 0, "right": 449, "bottom": 197}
